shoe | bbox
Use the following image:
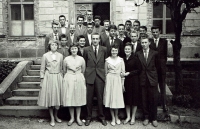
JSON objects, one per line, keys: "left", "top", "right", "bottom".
{"left": 116, "top": 119, "right": 121, "bottom": 125}
{"left": 67, "top": 121, "right": 74, "bottom": 126}
{"left": 77, "top": 121, "right": 83, "bottom": 126}
{"left": 143, "top": 119, "right": 149, "bottom": 126}
{"left": 101, "top": 120, "right": 107, "bottom": 126}
{"left": 50, "top": 122, "right": 55, "bottom": 127}
{"left": 85, "top": 120, "right": 91, "bottom": 126}
{"left": 55, "top": 118, "right": 62, "bottom": 123}
{"left": 130, "top": 121, "right": 135, "bottom": 125}
{"left": 123, "top": 119, "right": 130, "bottom": 124}
{"left": 152, "top": 120, "right": 158, "bottom": 127}
{"left": 111, "top": 121, "right": 115, "bottom": 126}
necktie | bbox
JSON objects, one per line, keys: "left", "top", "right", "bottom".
{"left": 144, "top": 50, "right": 148, "bottom": 62}
{"left": 94, "top": 46, "right": 97, "bottom": 58}
{"left": 132, "top": 43, "right": 135, "bottom": 53}
{"left": 111, "top": 37, "right": 114, "bottom": 46}
{"left": 155, "top": 39, "right": 158, "bottom": 47}
{"left": 55, "top": 34, "right": 58, "bottom": 40}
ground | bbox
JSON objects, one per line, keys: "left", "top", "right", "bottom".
{"left": 0, "top": 117, "right": 199, "bottom": 129}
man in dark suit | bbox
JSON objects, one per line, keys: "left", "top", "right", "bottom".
{"left": 83, "top": 10, "right": 94, "bottom": 26}
{"left": 133, "top": 20, "right": 140, "bottom": 32}
{"left": 124, "top": 20, "right": 132, "bottom": 37}
{"left": 92, "top": 15, "right": 105, "bottom": 34}
{"left": 83, "top": 33, "right": 108, "bottom": 126}
{"left": 67, "top": 23, "right": 78, "bottom": 46}
{"left": 130, "top": 31, "right": 142, "bottom": 55}
{"left": 75, "top": 15, "right": 87, "bottom": 36}
{"left": 58, "top": 15, "right": 69, "bottom": 36}
{"left": 44, "top": 21, "right": 60, "bottom": 52}
{"left": 101, "top": 24, "right": 124, "bottom": 57}
{"left": 83, "top": 23, "right": 94, "bottom": 47}
{"left": 151, "top": 26, "right": 168, "bottom": 112}
{"left": 136, "top": 37, "right": 158, "bottom": 127}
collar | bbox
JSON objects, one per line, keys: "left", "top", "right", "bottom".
{"left": 70, "top": 33, "right": 74, "bottom": 36}
{"left": 53, "top": 33, "right": 58, "bottom": 36}
{"left": 85, "top": 20, "right": 94, "bottom": 23}
{"left": 143, "top": 48, "right": 150, "bottom": 53}
{"left": 118, "top": 34, "right": 126, "bottom": 38}
{"left": 109, "top": 36, "right": 116, "bottom": 40}
{"left": 154, "top": 38, "right": 160, "bottom": 41}
{"left": 131, "top": 41, "right": 137, "bottom": 45}
{"left": 49, "top": 51, "right": 57, "bottom": 55}
{"left": 93, "top": 45, "right": 99, "bottom": 49}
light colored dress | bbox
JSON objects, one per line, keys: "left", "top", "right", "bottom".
{"left": 104, "top": 56, "right": 125, "bottom": 108}
{"left": 62, "top": 55, "right": 86, "bottom": 106}
{"left": 37, "top": 51, "right": 63, "bottom": 107}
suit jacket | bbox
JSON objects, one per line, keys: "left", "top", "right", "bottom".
{"left": 149, "top": 38, "right": 167, "bottom": 74}
{"left": 133, "top": 41, "right": 143, "bottom": 55}
{"left": 44, "top": 33, "right": 61, "bottom": 52}
{"left": 136, "top": 49, "right": 158, "bottom": 87}
{"left": 92, "top": 26, "right": 105, "bottom": 34}
{"left": 67, "top": 33, "right": 78, "bottom": 46}
{"left": 75, "top": 25, "right": 87, "bottom": 36}
{"left": 100, "top": 31, "right": 109, "bottom": 45}
{"left": 84, "top": 33, "right": 92, "bottom": 47}
{"left": 101, "top": 37, "right": 124, "bottom": 57}
{"left": 83, "top": 45, "right": 108, "bottom": 84}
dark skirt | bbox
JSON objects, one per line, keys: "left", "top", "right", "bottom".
{"left": 124, "top": 76, "right": 140, "bottom": 106}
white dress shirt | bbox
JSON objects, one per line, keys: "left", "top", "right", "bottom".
{"left": 87, "top": 33, "right": 92, "bottom": 45}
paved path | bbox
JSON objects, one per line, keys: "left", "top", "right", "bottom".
{"left": 0, "top": 117, "right": 199, "bottom": 129}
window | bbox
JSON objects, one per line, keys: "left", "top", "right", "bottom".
{"left": 153, "top": 3, "right": 174, "bottom": 34}
{"left": 9, "top": 0, "right": 34, "bottom": 36}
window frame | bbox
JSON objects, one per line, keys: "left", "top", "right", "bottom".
{"left": 8, "top": 0, "right": 35, "bottom": 37}
{"left": 153, "top": 3, "right": 174, "bottom": 35}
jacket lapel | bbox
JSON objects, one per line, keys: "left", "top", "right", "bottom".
{"left": 88, "top": 46, "right": 97, "bottom": 63}
{"left": 139, "top": 50, "right": 147, "bottom": 67}
{"left": 146, "top": 49, "right": 153, "bottom": 66}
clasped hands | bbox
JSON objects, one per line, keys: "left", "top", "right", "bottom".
{"left": 120, "top": 72, "right": 130, "bottom": 77}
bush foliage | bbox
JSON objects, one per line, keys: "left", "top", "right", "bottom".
{"left": 0, "top": 60, "right": 18, "bottom": 83}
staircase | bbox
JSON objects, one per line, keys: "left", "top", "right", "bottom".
{"left": 0, "top": 60, "right": 49, "bottom": 117}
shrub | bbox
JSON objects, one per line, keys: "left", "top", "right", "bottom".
{"left": 0, "top": 60, "right": 18, "bottom": 83}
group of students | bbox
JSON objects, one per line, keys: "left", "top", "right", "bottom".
{"left": 38, "top": 12, "right": 168, "bottom": 128}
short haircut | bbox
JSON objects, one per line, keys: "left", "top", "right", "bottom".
{"left": 125, "top": 20, "right": 132, "bottom": 25}
{"left": 131, "top": 30, "right": 139, "bottom": 36}
{"left": 124, "top": 42, "right": 133, "bottom": 50}
{"left": 110, "top": 44, "right": 119, "bottom": 53}
{"left": 47, "top": 40, "right": 59, "bottom": 51}
{"left": 51, "top": 20, "right": 59, "bottom": 28}
{"left": 87, "top": 22, "right": 94, "bottom": 27}
{"left": 77, "top": 35, "right": 86, "bottom": 41}
{"left": 139, "top": 26, "right": 147, "bottom": 31}
{"left": 92, "top": 32, "right": 100, "bottom": 38}
{"left": 103, "top": 20, "right": 111, "bottom": 24}
{"left": 94, "top": 15, "right": 101, "bottom": 21}
{"left": 118, "top": 24, "right": 125, "bottom": 28}
{"left": 59, "top": 15, "right": 66, "bottom": 20}
{"left": 77, "top": 15, "right": 85, "bottom": 21}
{"left": 140, "top": 35, "right": 151, "bottom": 42}
{"left": 87, "top": 10, "right": 92, "bottom": 14}
{"left": 59, "top": 34, "right": 68, "bottom": 41}
{"left": 133, "top": 20, "right": 141, "bottom": 26}
{"left": 68, "top": 43, "right": 79, "bottom": 55}
{"left": 139, "top": 33, "right": 148, "bottom": 39}
{"left": 151, "top": 26, "right": 161, "bottom": 31}
{"left": 108, "top": 24, "right": 117, "bottom": 31}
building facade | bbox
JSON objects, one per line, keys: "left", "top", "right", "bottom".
{"left": 0, "top": 0, "right": 199, "bottom": 58}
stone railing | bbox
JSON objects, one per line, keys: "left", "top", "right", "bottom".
{"left": 0, "top": 61, "right": 32, "bottom": 105}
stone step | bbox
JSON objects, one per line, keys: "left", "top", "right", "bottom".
{"left": 34, "top": 59, "right": 42, "bottom": 65}
{"left": 27, "top": 70, "right": 40, "bottom": 76}
{"left": 0, "top": 106, "right": 48, "bottom": 117}
{"left": 18, "top": 82, "right": 40, "bottom": 89}
{"left": 12, "top": 89, "right": 40, "bottom": 96}
{"left": 23, "top": 76, "right": 40, "bottom": 82}
{"left": 30, "top": 65, "right": 41, "bottom": 70}
{"left": 5, "top": 96, "right": 38, "bottom": 106}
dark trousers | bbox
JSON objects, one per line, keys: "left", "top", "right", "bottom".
{"left": 158, "top": 72, "right": 166, "bottom": 108}
{"left": 142, "top": 79, "right": 158, "bottom": 121}
{"left": 86, "top": 75, "right": 105, "bottom": 120}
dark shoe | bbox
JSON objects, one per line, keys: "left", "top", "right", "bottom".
{"left": 101, "top": 120, "right": 107, "bottom": 126}
{"left": 152, "top": 120, "right": 158, "bottom": 127}
{"left": 85, "top": 120, "right": 91, "bottom": 126}
{"left": 143, "top": 119, "right": 149, "bottom": 126}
